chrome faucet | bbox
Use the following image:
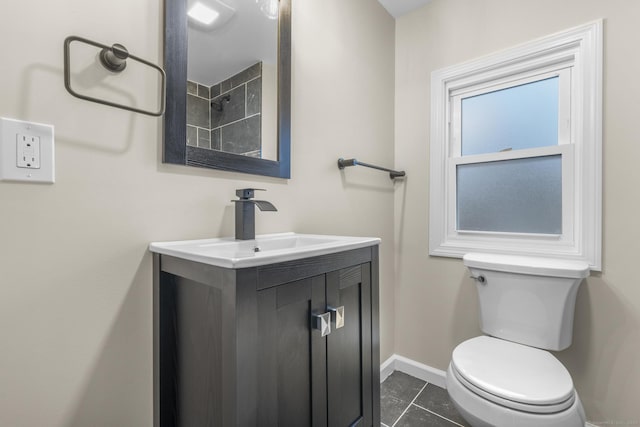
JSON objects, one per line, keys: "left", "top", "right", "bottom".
{"left": 232, "top": 188, "right": 277, "bottom": 240}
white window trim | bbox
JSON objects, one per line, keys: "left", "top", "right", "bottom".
{"left": 429, "top": 20, "right": 603, "bottom": 270}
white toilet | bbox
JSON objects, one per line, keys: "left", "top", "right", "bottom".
{"left": 446, "top": 253, "right": 590, "bottom": 427}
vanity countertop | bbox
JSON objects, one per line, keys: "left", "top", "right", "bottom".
{"left": 149, "top": 232, "right": 380, "bottom": 269}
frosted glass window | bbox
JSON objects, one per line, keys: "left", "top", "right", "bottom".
{"left": 461, "top": 77, "right": 559, "bottom": 156}
{"left": 457, "top": 155, "right": 562, "bottom": 234}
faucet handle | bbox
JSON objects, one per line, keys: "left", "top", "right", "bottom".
{"left": 235, "top": 188, "right": 267, "bottom": 199}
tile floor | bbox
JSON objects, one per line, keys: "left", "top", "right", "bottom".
{"left": 381, "top": 371, "right": 470, "bottom": 427}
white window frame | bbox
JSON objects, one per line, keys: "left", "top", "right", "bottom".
{"left": 429, "top": 20, "right": 603, "bottom": 270}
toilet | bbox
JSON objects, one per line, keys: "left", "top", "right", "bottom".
{"left": 446, "top": 253, "right": 590, "bottom": 427}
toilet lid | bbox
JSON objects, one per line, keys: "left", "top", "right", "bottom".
{"left": 451, "top": 336, "right": 575, "bottom": 410}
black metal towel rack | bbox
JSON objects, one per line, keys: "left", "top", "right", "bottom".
{"left": 63, "top": 35, "right": 166, "bottom": 117}
{"left": 337, "top": 158, "right": 406, "bottom": 180}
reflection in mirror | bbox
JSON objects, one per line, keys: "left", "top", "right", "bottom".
{"left": 186, "top": 0, "right": 278, "bottom": 160}
{"left": 163, "top": 0, "right": 291, "bottom": 178}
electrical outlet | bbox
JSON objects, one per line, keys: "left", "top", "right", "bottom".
{"left": 16, "top": 134, "right": 41, "bottom": 169}
{"left": 0, "top": 117, "right": 54, "bottom": 183}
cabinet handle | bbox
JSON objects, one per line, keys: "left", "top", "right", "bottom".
{"left": 312, "top": 312, "right": 331, "bottom": 337}
{"left": 328, "top": 306, "right": 345, "bottom": 329}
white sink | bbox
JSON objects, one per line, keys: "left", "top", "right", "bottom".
{"left": 149, "top": 232, "right": 381, "bottom": 268}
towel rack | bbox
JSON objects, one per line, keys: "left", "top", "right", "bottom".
{"left": 63, "top": 35, "right": 166, "bottom": 117}
{"left": 337, "top": 158, "right": 406, "bottom": 180}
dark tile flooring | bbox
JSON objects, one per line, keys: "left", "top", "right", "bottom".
{"left": 381, "top": 371, "right": 470, "bottom": 427}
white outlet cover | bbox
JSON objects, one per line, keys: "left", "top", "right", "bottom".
{"left": 0, "top": 117, "right": 55, "bottom": 183}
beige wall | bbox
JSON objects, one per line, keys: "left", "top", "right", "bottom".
{"left": 395, "top": 0, "right": 640, "bottom": 424}
{"left": 0, "top": 0, "right": 395, "bottom": 425}
{"left": 6, "top": 0, "right": 637, "bottom": 425}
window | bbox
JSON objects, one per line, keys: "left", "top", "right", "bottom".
{"left": 429, "top": 21, "right": 602, "bottom": 269}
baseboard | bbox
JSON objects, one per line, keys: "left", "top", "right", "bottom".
{"left": 380, "top": 354, "right": 397, "bottom": 383}
{"left": 380, "top": 354, "right": 447, "bottom": 388}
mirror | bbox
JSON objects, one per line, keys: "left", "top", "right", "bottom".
{"left": 163, "top": 0, "right": 291, "bottom": 178}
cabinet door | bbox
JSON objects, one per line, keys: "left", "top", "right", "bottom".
{"left": 257, "top": 275, "right": 327, "bottom": 427}
{"left": 326, "top": 264, "right": 373, "bottom": 427}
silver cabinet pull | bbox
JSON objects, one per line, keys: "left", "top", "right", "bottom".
{"left": 312, "top": 312, "right": 331, "bottom": 337}
{"left": 328, "top": 306, "right": 345, "bottom": 329}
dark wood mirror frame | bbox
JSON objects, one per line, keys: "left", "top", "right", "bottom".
{"left": 163, "top": 0, "right": 291, "bottom": 178}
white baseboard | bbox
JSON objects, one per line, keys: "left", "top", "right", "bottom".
{"left": 380, "top": 354, "right": 447, "bottom": 388}
{"left": 379, "top": 354, "right": 396, "bottom": 383}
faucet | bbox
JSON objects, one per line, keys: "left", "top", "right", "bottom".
{"left": 232, "top": 188, "right": 277, "bottom": 240}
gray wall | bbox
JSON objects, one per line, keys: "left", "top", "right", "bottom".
{"left": 187, "top": 62, "right": 264, "bottom": 156}
{"left": 210, "top": 62, "right": 262, "bottom": 157}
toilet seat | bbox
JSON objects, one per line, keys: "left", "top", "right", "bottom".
{"left": 451, "top": 336, "right": 575, "bottom": 414}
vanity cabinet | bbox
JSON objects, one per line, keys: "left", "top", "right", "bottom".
{"left": 153, "top": 245, "right": 380, "bottom": 427}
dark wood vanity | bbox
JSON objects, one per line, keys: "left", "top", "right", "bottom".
{"left": 153, "top": 244, "right": 380, "bottom": 426}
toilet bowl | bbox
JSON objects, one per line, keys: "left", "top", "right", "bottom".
{"left": 446, "top": 253, "right": 590, "bottom": 427}
{"left": 446, "top": 336, "right": 586, "bottom": 427}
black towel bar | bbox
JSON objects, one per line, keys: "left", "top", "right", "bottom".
{"left": 337, "top": 158, "right": 405, "bottom": 180}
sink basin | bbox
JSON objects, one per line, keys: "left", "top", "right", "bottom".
{"left": 149, "top": 232, "right": 381, "bottom": 268}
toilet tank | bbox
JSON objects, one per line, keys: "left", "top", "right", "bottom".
{"left": 463, "top": 253, "right": 590, "bottom": 351}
